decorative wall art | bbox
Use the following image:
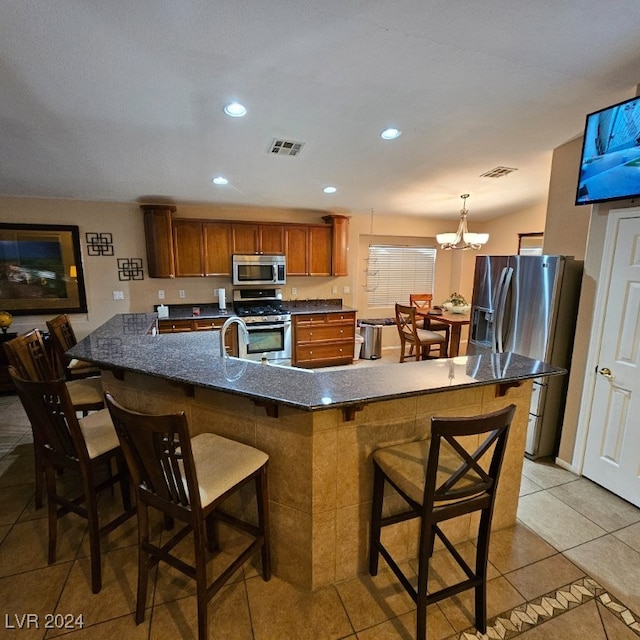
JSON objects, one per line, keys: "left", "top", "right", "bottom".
{"left": 117, "top": 258, "right": 144, "bottom": 281}
{"left": 0, "top": 223, "right": 88, "bottom": 315}
{"left": 85, "top": 232, "right": 114, "bottom": 256}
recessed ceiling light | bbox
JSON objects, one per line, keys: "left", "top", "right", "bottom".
{"left": 323, "top": 186, "right": 337, "bottom": 194}
{"left": 212, "top": 176, "right": 228, "bottom": 185}
{"left": 380, "top": 128, "right": 402, "bottom": 140}
{"left": 223, "top": 102, "right": 247, "bottom": 117}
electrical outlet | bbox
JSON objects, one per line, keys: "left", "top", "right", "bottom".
{"left": 331, "top": 286, "right": 338, "bottom": 294}
{"left": 179, "top": 290, "right": 185, "bottom": 298}
{"left": 112, "top": 291, "right": 124, "bottom": 300}
{"left": 343, "top": 286, "right": 350, "bottom": 294}
{"left": 291, "top": 287, "right": 297, "bottom": 295}
{"left": 158, "top": 290, "right": 165, "bottom": 299}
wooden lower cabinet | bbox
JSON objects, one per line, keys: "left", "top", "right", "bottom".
{"left": 292, "top": 311, "right": 356, "bottom": 368}
{"left": 157, "top": 318, "right": 237, "bottom": 356}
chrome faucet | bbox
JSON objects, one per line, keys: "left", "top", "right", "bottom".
{"left": 219, "top": 316, "right": 249, "bottom": 358}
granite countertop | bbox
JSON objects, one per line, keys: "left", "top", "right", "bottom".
{"left": 68, "top": 314, "right": 564, "bottom": 412}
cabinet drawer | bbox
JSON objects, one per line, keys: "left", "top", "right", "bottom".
{"left": 158, "top": 319, "right": 193, "bottom": 333}
{"left": 326, "top": 312, "right": 356, "bottom": 324}
{"left": 295, "top": 342, "right": 353, "bottom": 363}
{"left": 294, "top": 313, "right": 327, "bottom": 325}
{"left": 296, "top": 323, "right": 355, "bottom": 343}
{"left": 192, "top": 319, "right": 224, "bottom": 331}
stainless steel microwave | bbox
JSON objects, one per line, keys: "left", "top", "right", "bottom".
{"left": 232, "top": 254, "right": 286, "bottom": 286}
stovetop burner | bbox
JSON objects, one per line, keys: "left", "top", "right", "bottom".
{"left": 232, "top": 288, "right": 290, "bottom": 323}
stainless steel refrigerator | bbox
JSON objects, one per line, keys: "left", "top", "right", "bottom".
{"left": 467, "top": 255, "right": 583, "bottom": 458}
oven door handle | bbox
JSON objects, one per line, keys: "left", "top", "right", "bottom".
{"left": 246, "top": 323, "right": 289, "bottom": 330}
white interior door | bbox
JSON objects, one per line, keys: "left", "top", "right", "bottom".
{"left": 582, "top": 213, "right": 640, "bottom": 507}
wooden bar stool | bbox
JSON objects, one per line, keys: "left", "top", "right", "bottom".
{"left": 104, "top": 392, "right": 271, "bottom": 640}
{"left": 369, "top": 404, "right": 516, "bottom": 640}
{"left": 9, "top": 367, "right": 133, "bottom": 594}
{"left": 47, "top": 314, "right": 101, "bottom": 379}
{"left": 4, "top": 329, "right": 105, "bottom": 509}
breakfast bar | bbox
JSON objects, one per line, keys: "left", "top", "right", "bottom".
{"left": 69, "top": 314, "right": 563, "bottom": 591}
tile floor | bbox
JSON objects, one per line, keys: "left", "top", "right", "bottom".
{"left": 1, "top": 371, "right": 640, "bottom": 639}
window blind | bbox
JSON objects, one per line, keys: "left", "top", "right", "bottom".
{"left": 366, "top": 245, "right": 437, "bottom": 307}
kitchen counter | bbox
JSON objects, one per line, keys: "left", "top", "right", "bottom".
{"left": 68, "top": 313, "right": 561, "bottom": 413}
{"left": 69, "top": 314, "right": 563, "bottom": 591}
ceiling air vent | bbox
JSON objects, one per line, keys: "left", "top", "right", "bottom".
{"left": 480, "top": 166, "right": 518, "bottom": 178}
{"left": 268, "top": 139, "right": 305, "bottom": 157}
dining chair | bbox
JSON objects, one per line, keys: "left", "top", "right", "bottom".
{"left": 409, "top": 293, "right": 450, "bottom": 354}
{"left": 395, "top": 303, "right": 447, "bottom": 362}
{"left": 8, "top": 367, "right": 133, "bottom": 594}
{"left": 46, "top": 314, "right": 101, "bottom": 379}
{"left": 104, "top": 392, "right": 271, "bottom": 640}
{"left": 3, "top": 329, "right": 105, "bottom": 509}
{"left": 369, "top": 404, "right": 516, "bottom": 640}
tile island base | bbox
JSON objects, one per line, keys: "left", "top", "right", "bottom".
{"left": 100, "top": 369, "right": 532, "bottom": 591}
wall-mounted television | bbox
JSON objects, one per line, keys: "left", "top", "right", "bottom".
{"left": 575, "top": 95, "right": 640, "bottom": 206}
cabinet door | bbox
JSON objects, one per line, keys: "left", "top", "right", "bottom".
{"left": 203, "top": 222, "right": 232, "bottom": 275}
{"left": 142, "top": 206, "right": 176, "bottom": 278}
{"left": 308, "top": 226, "right": 332, "bottom": 276}
{"left": 259, "top": 225, "right": 285, "bottom": 253}
{"left": 173, "top": 220, "right": 204, "bottom": 276}
{"left": 285, "top": 225, "right": 309, "bottom": 275}
{"left": 232, "top": 224, "right": 259, "bottom": 253}
{"left": 331, "top": 215, "right": 349, "bottom": 276}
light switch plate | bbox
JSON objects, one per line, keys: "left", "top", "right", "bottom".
{"left": 291, "top": 287, "right": 297, "bottom": 295}
{"left": 112, "top": 291, "right": 124, "bottom": 300}
{"left": 343, "top": 286, "right": 350, "bottom": 294}
{"left": 331, "top": 286, "right": 338, "bottom": 294}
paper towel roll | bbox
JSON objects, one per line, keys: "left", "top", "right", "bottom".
{"left": 217, "top": 288, "right": 226, "bottom": 310}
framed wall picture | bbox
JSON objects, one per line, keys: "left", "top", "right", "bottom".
{"left": 0, "top": 223, "right": 88, "bottom": 315}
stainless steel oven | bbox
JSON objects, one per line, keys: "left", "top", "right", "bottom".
{"left": 242, "top": 322, "right": 291, "bottom": 361}
{"left": 233, "top": 288, "right": 291, "bottom": 362}
{"left": 232, "top": 254, "right": 286, "bottom": 286}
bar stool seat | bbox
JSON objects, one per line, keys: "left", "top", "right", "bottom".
{"left": 369, "top": 404, "right": 516, "bottom": 640}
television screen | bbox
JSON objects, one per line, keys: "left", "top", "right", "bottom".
{"left": 575, "top": 95, "right": 640, "bottom": 205}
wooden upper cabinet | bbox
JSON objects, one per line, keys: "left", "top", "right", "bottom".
{"left": 203, "top": 222, "right": 232, "bottom": 275}
{"left": 141, "top": 205, "right": 176, "bottom": 278}
{"left": 285, "top": 225, "right": 310, "bottom": 275}
{"left": 173, "top": 219, "right": 205, "bottom": 276}
{"left": 259, "top": 224, "right": 285, "bottom": 253}
{"left": 231, "top": 223, "right": 259, "bottom": 253}
{"left": 286, "top": 224, "right": 332, "bottom": 276}
{"left": 231, "top": 223, "right": 285, "bottom": 254}
{"left": 308, "top": 225, "right": 332, "bottom": 276}
{"left": 142, "top": 207, "right": 346, "bottom": 278}
{"left": 322, "top": 214, "right": 350, "bottom": 276}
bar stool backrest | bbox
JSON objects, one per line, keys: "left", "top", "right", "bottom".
{"left": 3, "top": 329, "right": 56, "bottom": 382}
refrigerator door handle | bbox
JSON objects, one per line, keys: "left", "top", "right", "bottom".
{"left": 490, "top": 267, "right": 508, "bottom": 352}
{"left": 495, "top": 267, "right": 513, "bottom": 353}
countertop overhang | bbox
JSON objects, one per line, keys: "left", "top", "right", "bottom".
{"left": 68, "top": 314, "right": 564, "bottom": 413}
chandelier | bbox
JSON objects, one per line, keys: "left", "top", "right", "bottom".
{"left": 436, "top": 194, "right": 489, "bottom": 250}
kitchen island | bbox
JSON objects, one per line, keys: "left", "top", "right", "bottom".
{"left": 70, "top": 314, "right": 563, "bottom": 590}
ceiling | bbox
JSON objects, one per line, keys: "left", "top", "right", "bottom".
{"left": 1, "top": 1, "right": 639, "bottom": 221}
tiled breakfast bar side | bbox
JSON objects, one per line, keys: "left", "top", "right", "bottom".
{"left": 99, "top": 370, "right": 532, "bottom": 591}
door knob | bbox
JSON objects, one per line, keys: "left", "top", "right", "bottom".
{"left": 598, "top": 367, "right": 614, "bottom": 379}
